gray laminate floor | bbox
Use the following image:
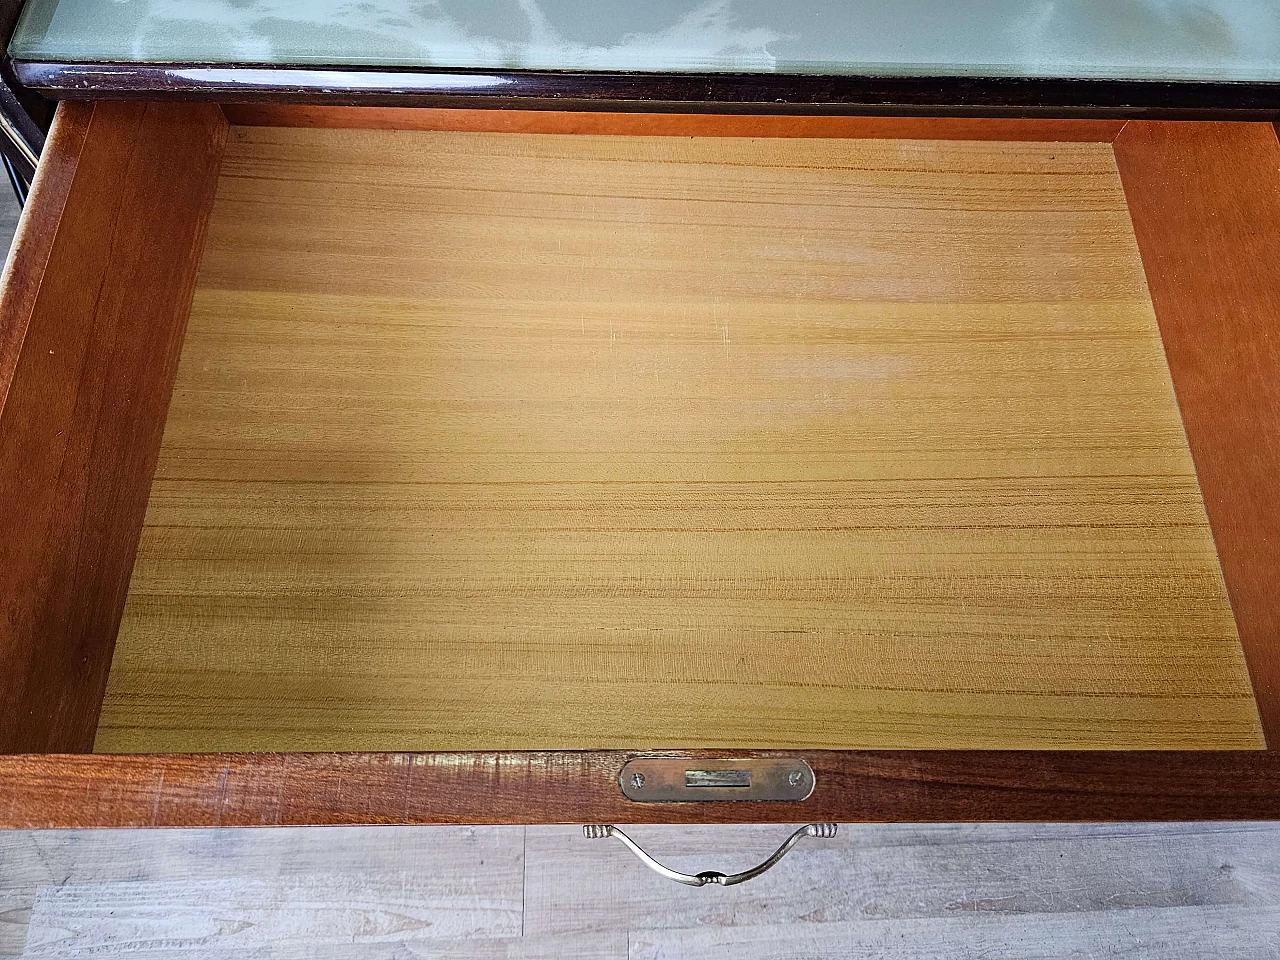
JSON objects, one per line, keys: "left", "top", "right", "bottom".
{"left": 3, "top": 823, "right": 1280, "bottom": 958}
{"left": 0, "top": 179, "right": 20, "bottom": 260}
{"left": 2, "top": 169, "right": 1278, "bottom": 960}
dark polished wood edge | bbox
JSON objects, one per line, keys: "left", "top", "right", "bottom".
{"left": 14, "top": 61, "right": 1280, "bottom": 119}
{"left": 1, "top": 751, "right": 1278, "bottom": 828}
{"left": 0, "top": 0, "right": 21, "bottom": 44}
{"left": 0, "top": 68, "right": 42, "bottom": 181}
{"left": 0, "top": 3, "right": 45, "bottom": 180}
{"left": 1114, "top": 121, "right": 1280, "bottom": 745}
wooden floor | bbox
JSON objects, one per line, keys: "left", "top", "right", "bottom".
{"left": 98, "top": 126, "right": 1259, "bottom": 753}
{"left": 3, "top": 823, "right": 1280, "bottom": 958}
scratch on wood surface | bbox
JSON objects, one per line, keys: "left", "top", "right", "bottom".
{"left": 212, "top": 762, "right": 229, "bottom": 827}
{"left": 273, "top": 753, "right": 289, "bottom": 826}
{"left": 149, "top": 770, "right": 164, "bottom": 825}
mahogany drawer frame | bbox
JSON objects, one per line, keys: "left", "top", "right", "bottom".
{"left": 1, "top": 102, "right": 1279, "bottom": 829}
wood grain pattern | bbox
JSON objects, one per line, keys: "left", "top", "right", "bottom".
{"left": 0, "top": 102, "right": 88, "bottom": 403}
{"left": 526, "top": 822, "right": 1280, "bottom": 939}
{"left": 4, "top": 751, "right": 1280, "bottom": 828}
{"left": 1, "top": 824, "right": 528, "bottom": 957}
{"left": 222, "top": 105, "right": 1127, "bottom": 141}
{"left": 97, "top": 126, "right": 1261, "bottom": 752}
{"left": 19, "top": 831, "right": 524, "bottom": 955}
{"left": 4, "top": 823, "right": 1280, "bottom": 959}
{"left": 1114, "top": 121, "right": 1280, "bottom": 745}
{"left": 0, "top": 101, "right": 227, "bottom": 753}
{"left": 630, "top": 909, "right": 1280, "bottom": 960}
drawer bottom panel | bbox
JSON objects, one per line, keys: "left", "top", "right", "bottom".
{"left": 96, "top": 123, "right": 1259, "bottom": 753}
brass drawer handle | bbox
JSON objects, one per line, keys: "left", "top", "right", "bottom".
{"left": 583, "top": 822, "right": 837, "bottom": 887}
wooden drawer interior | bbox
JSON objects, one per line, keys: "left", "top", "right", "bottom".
{"left": 3, "top": 105, "right": 1278, "bottom": 761}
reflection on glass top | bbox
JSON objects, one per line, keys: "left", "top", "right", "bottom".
{"left": 10, "top": 0, "right": 1280, "bottom": 82}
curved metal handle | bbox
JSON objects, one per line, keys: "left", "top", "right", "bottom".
{"left": 583, "top": 822, "right": 837, "bottom": 887}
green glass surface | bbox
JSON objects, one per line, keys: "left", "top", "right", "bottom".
{"left": 9, "top": 0, "right": 1280, "bottom": 82}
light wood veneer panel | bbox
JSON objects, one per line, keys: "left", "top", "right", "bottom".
{"left": 96, "top": 127, "right": 1261, "bottom": 752}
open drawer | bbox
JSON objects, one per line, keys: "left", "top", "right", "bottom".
{"left": 2, "top": 103, "right": 1279, "bottom": 827}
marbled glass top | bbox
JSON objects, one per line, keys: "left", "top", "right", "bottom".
{"left": 10, "top": 0, "right": 1280, "bottom": 82}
